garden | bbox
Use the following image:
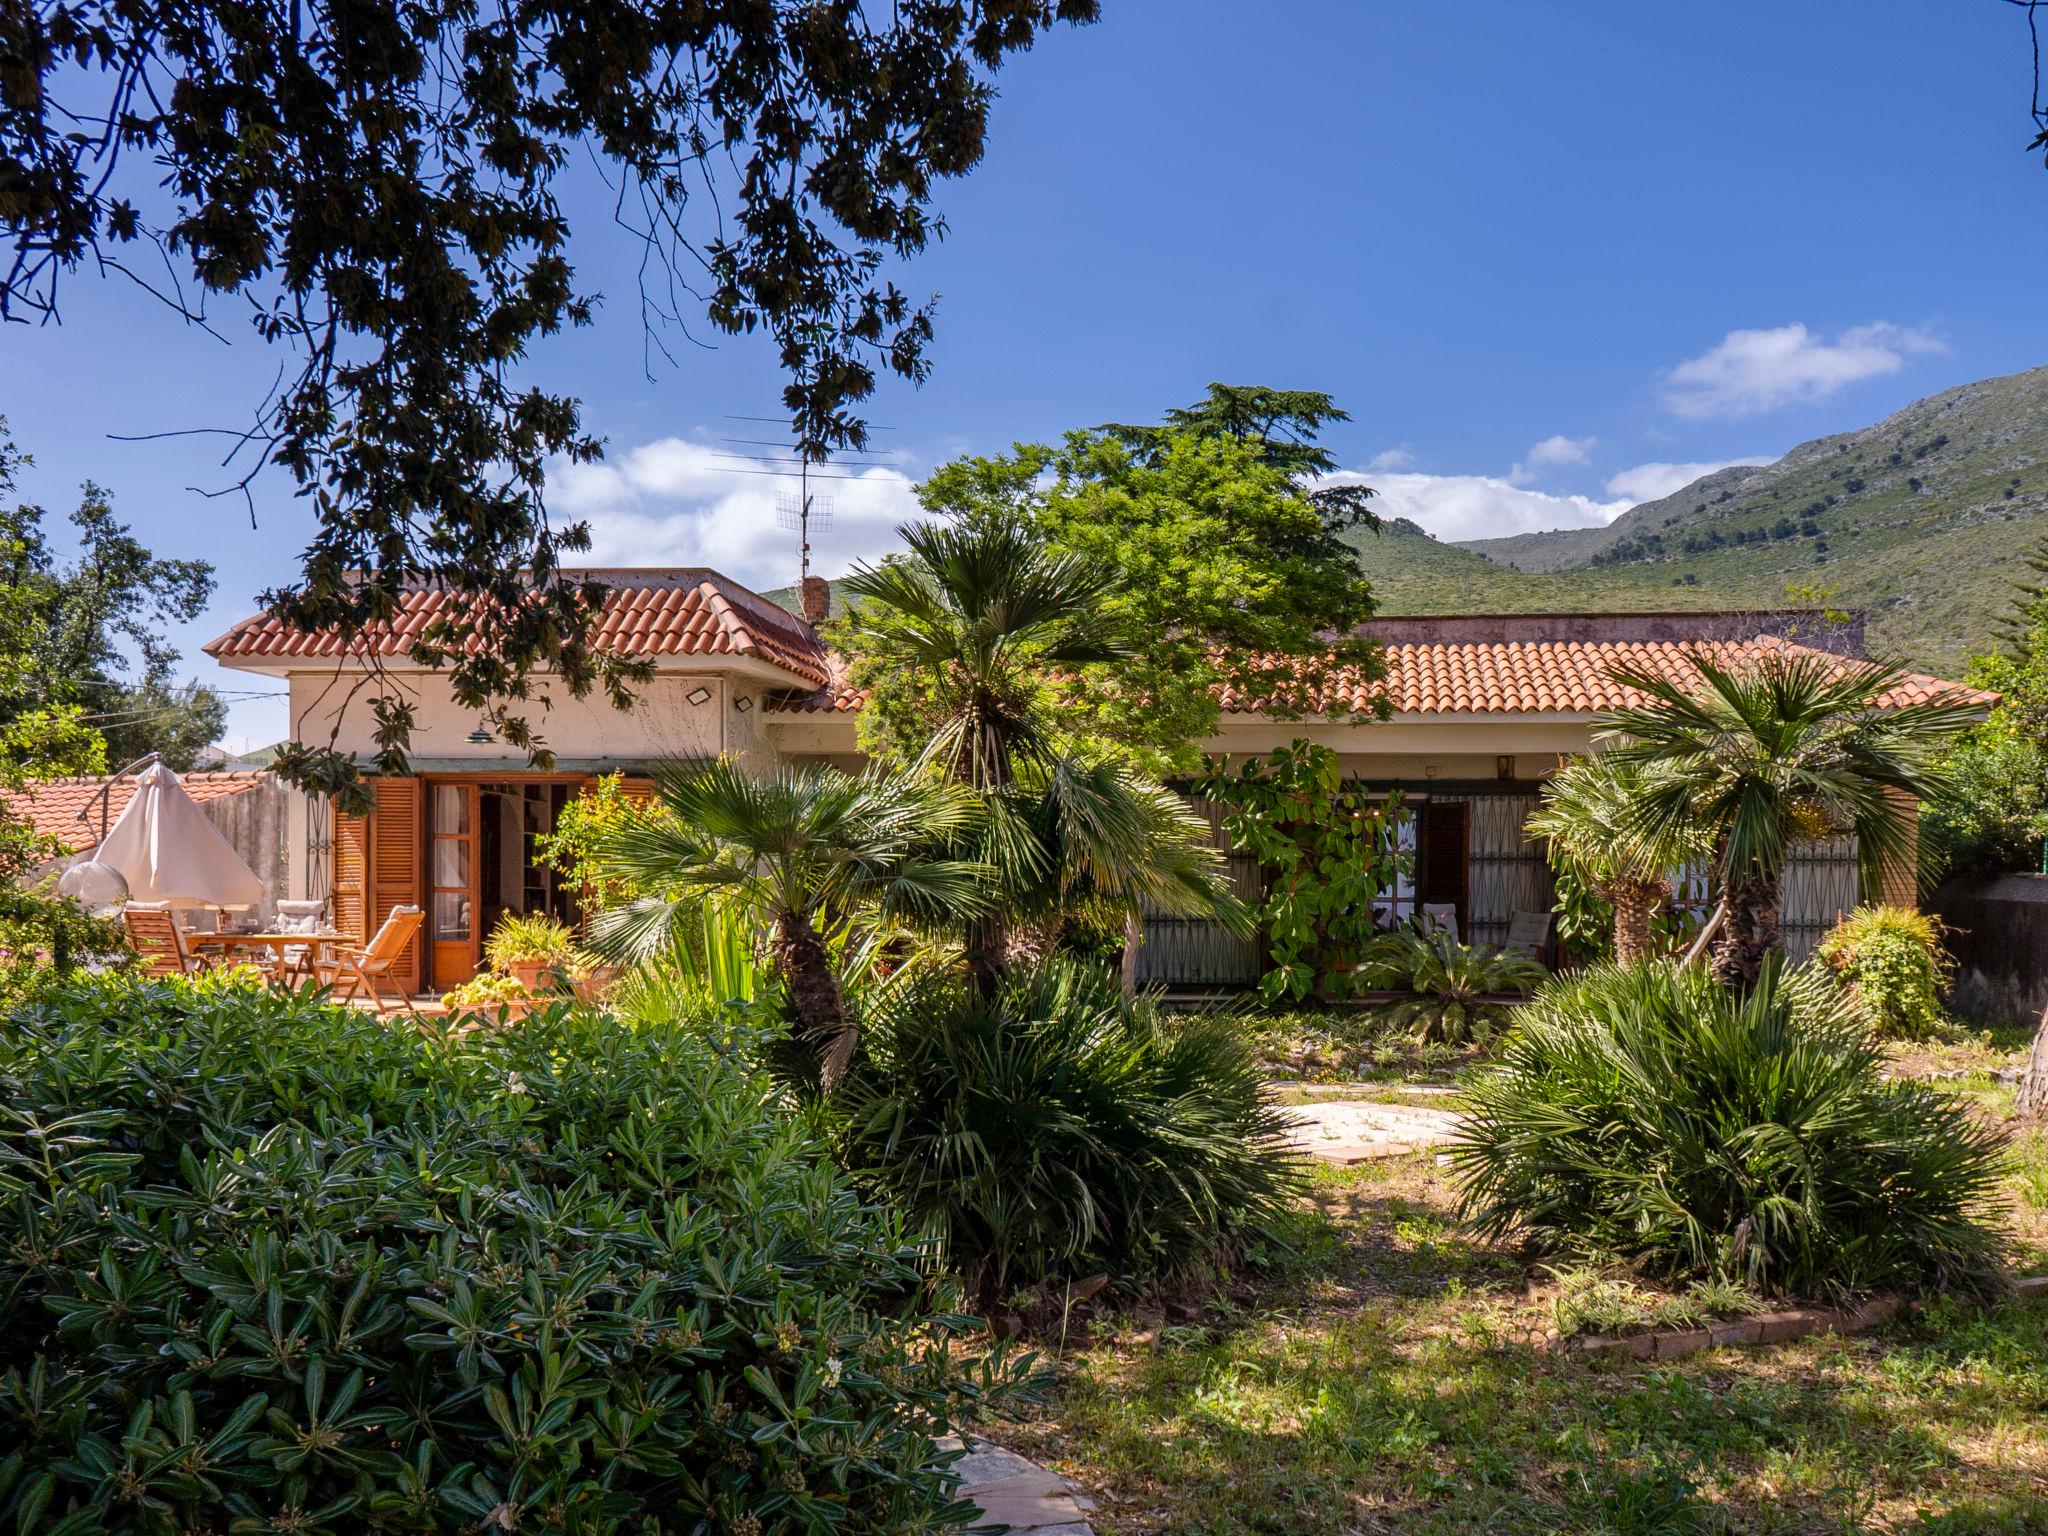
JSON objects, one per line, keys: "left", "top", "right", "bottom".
{"left": 5, "top": 495, "right": 2047, "bottom": 1535}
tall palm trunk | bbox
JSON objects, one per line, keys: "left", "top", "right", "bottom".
{"left": 1711, "top": 867, "right": 1782, "bottom": 990}
{"left": 1609, "top": 876, "right": 1663, "bottom": 967}
{"left": 956, "top": 708, "right": 1012, "bottom": 993}
{"left": 772, "top": 909, "right": 857, "bottom": 1091}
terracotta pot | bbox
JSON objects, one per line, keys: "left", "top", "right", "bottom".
{"left": 573, "top": 964, "right": 620, "bottom": 1003}
{"left": 505, "top": 959, "right": 559, "bottom": 991}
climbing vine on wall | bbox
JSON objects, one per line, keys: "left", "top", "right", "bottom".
{"left": 1201, "top": 740, "right": 1411, "bottom": 1002}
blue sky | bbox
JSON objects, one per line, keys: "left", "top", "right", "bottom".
{"left": 7, "top": 0, "right": 2048, "bottom": 750}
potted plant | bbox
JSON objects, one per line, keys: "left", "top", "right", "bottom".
{"left": 484, "top": 912, "right": 582, "bottom": 991}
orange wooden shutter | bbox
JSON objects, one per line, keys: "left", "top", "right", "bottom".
{"left": 368, "top": 777, "right": 424, "bottom": 994}
{"left": 332, "top": 808, "right": 369, "bottom": 946}
{"left": 619, "top": 776, "right": 656, "bottom": 806}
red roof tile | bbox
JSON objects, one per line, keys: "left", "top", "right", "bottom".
{"left": 205, "top": 571, "right": 831, "bottom": 687}
{"left": 767, "top": 636, "right": 1993, "bottom": 718}
{"left": 2, "top": 771, "right": 269, "bottom": 853}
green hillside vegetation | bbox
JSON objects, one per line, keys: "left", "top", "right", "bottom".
{"left": 1437, "top": 365, "right": 2048, "bottom": 675}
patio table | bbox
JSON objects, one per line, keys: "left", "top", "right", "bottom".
{"left": 188, "top": 931, "right": 347, "bottom": 972}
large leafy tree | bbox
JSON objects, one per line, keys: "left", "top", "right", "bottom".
{"left": 1601, "top": 651, "right": 1977, "bottom": 990}
{"left": 0, "top": 1, "right": 1097, "bottom": 802}
{"left": 586, "top": 758, "right": 986, "bottom": 1091}
{"left": 838, "top": 518, "right": 1238, "bottom": 982}
{"left": 910, "top": 391, "right": 1383, "bottom": 775}
{"left": 0, "top": 435, "right": 224, "bottom": 770}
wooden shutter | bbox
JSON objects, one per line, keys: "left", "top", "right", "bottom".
{"left": 619, "top": 776, "right": 656, "bottom": 806}
{"left": 1418, "top": 801, "right": 1471, "bottom": 934}
{"left": 368, "top": 777, "right": 424, "bottom": 994}
{"left": 332, "top": 809, "right": 369, "bottom": 946}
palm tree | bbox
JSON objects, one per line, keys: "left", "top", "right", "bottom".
{"left": 840, "top": 518, "right": 1241, "bottom": 979}
{"left": 586, "top": 758, "right": 988, "bottom": 1090}
{"left": 1525, "top": 754, "right": 1713, "bottom": 966}
{"left": 1600, "top": 650, "right": 1977, "bottom": 989}
{"left": 838, "top": 517, "right": 1132, "bottom": 792}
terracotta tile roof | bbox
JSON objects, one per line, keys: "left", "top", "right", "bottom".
{"left": 2, "top": 771, "right": 269, "bottom": 853}
{"left": 766, "top": 636, "right": 1994, "bottom": 718}
{"left": 205, "top": 571, "right": 831, "bottom": 687}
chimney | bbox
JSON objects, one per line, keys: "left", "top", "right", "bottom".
{"left": 799, "top": 574, "right": 830, "bottom": 625}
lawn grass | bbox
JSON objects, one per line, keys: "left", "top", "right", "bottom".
{"left": 1006, "top": 1052, "right": 2048, "bottom": 1535}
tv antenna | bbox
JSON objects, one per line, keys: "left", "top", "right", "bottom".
{"left": 775, "top": 458, "right": 833, "bottom": 584}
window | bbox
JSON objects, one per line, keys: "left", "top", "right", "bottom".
{"left": 1370, "top": 806, "right": 1418, "bottom": 928}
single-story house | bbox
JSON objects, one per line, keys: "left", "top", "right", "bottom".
{"left": 204, "top": 570, "right": 1992, "bottom": 996}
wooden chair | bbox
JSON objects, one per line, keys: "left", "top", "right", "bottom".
{"left": 123, "top": 902, "right": 196, "bottom": 976}
{"left": 310, "top": 905, "right": 422, "bottom": 1008}
{"left": 1421, "top": 903, "right": 1461, "bottom": 944}
{"left": 272, "top": 899, "right": 330, "bottom": 983}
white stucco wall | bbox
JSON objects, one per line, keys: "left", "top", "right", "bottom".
{"left": 287, "top": 669, "right": 730, "bottom": 764}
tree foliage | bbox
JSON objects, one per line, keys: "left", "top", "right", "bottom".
{"left": 0, "top": 425, "right": 223, "bottom": 770}
{"left": 909, "top": 397, "right": 1383, "bottom": 775}
{"left": 1201, "top": 741, "right": 1410, "bottom": 1003}
{"left": 1, "top": 0, "right": 1097, "bottom": 796}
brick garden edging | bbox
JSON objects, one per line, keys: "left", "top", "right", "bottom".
{"left": 1550, "top": 1274, "right": 2048, "bottom": 1362}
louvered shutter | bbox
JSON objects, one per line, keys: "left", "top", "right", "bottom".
{"left": 367, "top": 777, "right": 424, "bottom": 993}
{"left": 332, "top": 809, "right": 369, "bottom": 945}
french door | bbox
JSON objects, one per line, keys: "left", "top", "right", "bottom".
{"left": 429, "top": 782, "right": 481, "bottom": 986}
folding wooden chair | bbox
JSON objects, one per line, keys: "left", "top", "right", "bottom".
{"left": 122, "top": 902, "right": 197, "bottom": 976}
{"left": 310, "top": 905, "right": 423, "bottom": 1008}
{"left": 272, "top": 899, "right": 330, "bottom": 984}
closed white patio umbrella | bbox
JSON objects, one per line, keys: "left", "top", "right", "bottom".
{"left": 95, "top": 762, "right": 266, "bottom": 910}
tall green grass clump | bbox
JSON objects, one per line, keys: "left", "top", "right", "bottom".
{"left": 1450, "top": 960, "right": 2005, "bottom": 1298}
{"left": 835, "top": 960, "right": 1302, "bottom": 1308}
{"left": 0, "top": 973, "right": 1026, "bottom": 1535}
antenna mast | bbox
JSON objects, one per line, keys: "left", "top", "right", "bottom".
{"left": 775, "top": 454, "right": 832, "bottom": 585}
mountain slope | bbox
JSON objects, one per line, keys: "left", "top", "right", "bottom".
{"left": 1400, "top": 366, "right": 2048, "bottom": 675}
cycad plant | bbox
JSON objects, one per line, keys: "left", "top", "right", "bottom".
{"left": 1601, "top": 650, "right": 1976, "bottom": 988}
{"left": 840, "top": 517, "right": 1241, "bottom": 978}
{"left": 1525, "top": 754, "right": 1712, "bottom": 966}
{"left": 1355, "top": 926, "right": 1548, "bottom": 1043}
{"left": 587, "top": 758, "right": 987, "bottom": 1089}
{"left": 1451, "top": 960, "right": 2005, "bottom": 1298}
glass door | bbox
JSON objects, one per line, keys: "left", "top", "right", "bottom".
{"left": 430, "top": 782, "right": 481, "bottom": 986}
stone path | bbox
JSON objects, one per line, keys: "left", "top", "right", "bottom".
{"left": 1280, "top": 1099, "right": 1463, "bottom": 1164}
{"left": 947, "top": 1437, "right": 1096, "bottom": 1534}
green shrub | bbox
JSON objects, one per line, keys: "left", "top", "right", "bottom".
{"left": 1354, "top": 927, "right": 1548, "bottom": 1043}
{"left": 834, "top": 959, "right": 1303, "bottom": 1307}
{"left": 1450, "top": 961, "right": 2005, "bottom": 1298}
{"left": 1815, "top": 904, "right": 1955, "bottom": 1040}
{"left": 0, "top": 975, "right": 1026, "bottom": 1535}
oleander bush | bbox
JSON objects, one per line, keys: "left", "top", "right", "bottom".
{"left": 1814, "top": 904, "right": 1955, "bottom": 1040}
{"left": 1451, "top": 960, "right": 2006, "bottom": 1298}
{"left": 0, "top": 975, "right": 1028, "bottom": 1535}
{"left": 834, "top": 959, "right": 1302, "bottom": 1308}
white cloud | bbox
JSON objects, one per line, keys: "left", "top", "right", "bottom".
{"left": 1661, "top": 322, "right": 1945, "bottom": 419}
{"left": 546, "top": 436, "right": 921, "bottom": 589}
{"left": 1367, "top": 446, "right": 1417, "bottom": 472}
{"left": 1332, "top": 469, "right": 1630, "bottom": 541}
{"left": 1508, "top": 433, "right": 1596, "bottom": 484}
{"left": 1603, "top": 455, "right": 1777, "bottom": 505}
